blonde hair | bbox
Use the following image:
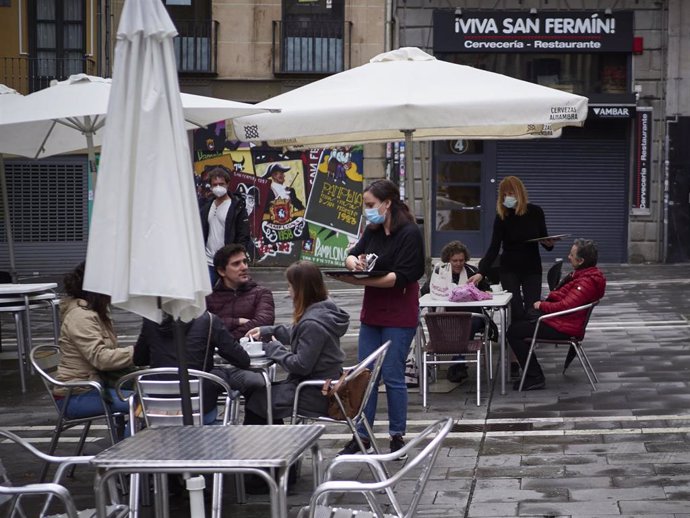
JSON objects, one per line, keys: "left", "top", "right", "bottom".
{"left": 496, "top": 176, "right": 529, "bottom": 219}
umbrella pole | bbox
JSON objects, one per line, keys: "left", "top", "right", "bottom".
{"left": 84, "top": 119, "right": 98, "bottom": 192}
{"left": 0, "top": 155, "right": 18, "bottom": 282}
{"left": 403, "top": 130, "right": 415, "bottom": 217}
{"left": 172, "top": 317, "right": 195, "bottom": 425}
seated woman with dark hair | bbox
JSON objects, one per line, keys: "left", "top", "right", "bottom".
{"left": 507, "top": 239, "right": 606, "bottom": 391}
{"left": 244, "top": 260, "right": 349, "bottom": 424}
{"left": 55, "top": 262, "right": 133, "bottom": 431}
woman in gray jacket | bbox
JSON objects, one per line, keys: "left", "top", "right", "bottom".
{"left": 244, "top": 261, "right": 349, "bottom": 424}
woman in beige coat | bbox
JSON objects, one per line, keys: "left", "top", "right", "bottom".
{"left": 54, "top": 262, "right": 133, "bottom": 420}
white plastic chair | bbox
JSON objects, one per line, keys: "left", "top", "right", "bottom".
{"left": 296, "top": 418, "right": 453, "bottom": 518}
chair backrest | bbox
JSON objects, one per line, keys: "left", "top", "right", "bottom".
{"left": 116, "top": 367, "right": 234, "bottom": 428}
{"left": 339, "top": 340, "right": 390, "bottom": 421}
{"left": 547, "top": 259, "right": 564, "bottom": 291}
{"left": 423, "top": 312, "right": 487, "bottom": 354}
{"left": 310, "top": 417, "right": 453, "bottom": 518}
{"left": 30, "top": 345, "right": 64, "bottom": 415}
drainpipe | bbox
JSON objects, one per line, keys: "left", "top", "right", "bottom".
{"left": 663, "top": 116, "right": 676, "bottom": 264}
{"left": 385, "top": 0, "right": 393, "bottom": 51}
{"left": 104, "top": 0, "right": 111, "bottom": 75}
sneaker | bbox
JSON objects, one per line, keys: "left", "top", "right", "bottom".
{"left": 446, "top": 363, "right": 469, "bottom": 383}
{"left": 337, "top": 436, "right": 371, "bottom": 456}
{"left": 390, "top": 435, "right": 407, "bottom": 460}
{"left": 513, "top": 375, "right": 546, "bottom": 391}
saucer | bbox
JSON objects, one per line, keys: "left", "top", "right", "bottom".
{"left": 248, "top": 351, "right": 266, "bottom": 358}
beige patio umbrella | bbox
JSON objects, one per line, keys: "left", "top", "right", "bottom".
{"left": 231, "top": 47, "right": 588, "bottom": 226}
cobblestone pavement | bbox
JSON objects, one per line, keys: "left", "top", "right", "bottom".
{"left": 2, "top": 263, "right": 690, "bottom": 517}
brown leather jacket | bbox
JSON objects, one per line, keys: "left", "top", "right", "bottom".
{"left": 205, "top": 280, "right": 275, "bottom": 340}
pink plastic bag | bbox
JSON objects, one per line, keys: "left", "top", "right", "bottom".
{"left": 448, "top": 283, "right": 493, "bottom": 302}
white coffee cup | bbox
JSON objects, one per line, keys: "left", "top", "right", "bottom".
{"left": 241, "top": 339, "right": 263, "bottom": 355}
{"left": 490, "top": 284, "right": 503, "bottom": 294}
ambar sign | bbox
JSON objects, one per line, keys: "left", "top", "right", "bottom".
{"left": 590, "top": 106, "right": 635, "bottom": 118}
{"left": 433, "top": 10, "right": 634, "bottom": 54}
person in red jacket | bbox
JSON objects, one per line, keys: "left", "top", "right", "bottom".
{"left": 507, "top": 239, "right": 606, "bottom": 390}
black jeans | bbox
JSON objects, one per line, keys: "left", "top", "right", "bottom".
{"left": 500, "top": 271, "right": 542, "bottom": 322}
{"left": 507, "top": 319, "right": 571, "bottom": 378}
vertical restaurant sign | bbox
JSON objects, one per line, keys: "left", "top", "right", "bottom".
{"left": 632, "top": 107, "right": 652, "bottom": 215}
{"left": 433, "top": 10, "right": 634, "bottom": 53}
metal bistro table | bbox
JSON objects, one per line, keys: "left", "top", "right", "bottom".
{"left": 0, "top": 282, "right": 58, "bottom": 392}
{"left": 92, "top": 424, "right": 325, "bottom": 518}
{"left": 418, "top": 292, "right": 513, "bottom": 395}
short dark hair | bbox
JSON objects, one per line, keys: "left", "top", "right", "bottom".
{"left": 572, "top": 238, "right": 598, "bottom": 268}
{"left": 213, "top": 244, "right": 247, "bottom": 273}
{"left": 440, "top": 241, "right": 471, "bottom": 263}
{"left": 207, "top": 166, "right": 231, "bottom": 184}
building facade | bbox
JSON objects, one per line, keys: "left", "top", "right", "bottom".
{"left": 394, "top": 0, "right": 688, "bottom": 264}
{"left": 0, "top": 0, "right": 688, "bottom": 275}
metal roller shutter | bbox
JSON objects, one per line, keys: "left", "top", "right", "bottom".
{"left": 496, "top": 139, "right": 628, "bottom": 263}
{"left": 0, "top": 156, "right": 88, "bottom": 277}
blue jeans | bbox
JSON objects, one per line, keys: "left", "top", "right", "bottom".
{"left": 57, "top": 388, "right": 132, "bottom": 438}
{"left": 357, "top": 323, "right": 417, "bottom": 439}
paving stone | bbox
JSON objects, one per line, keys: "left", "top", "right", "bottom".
{"left": 520, "top": 501, "right": 621, "bottom": 514}
{"left": 569, "top": 487, "right": 667, "bottom": 501}
{"left": 521, "top": 476, "right": 613, "bottom": 490}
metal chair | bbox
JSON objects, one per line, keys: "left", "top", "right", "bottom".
{"left": 547, "top": 259, "right": 564, "bottom": 291}
{"left": 291, "top": 341, "right": 390, "bottom": 457}
{"left": 518, "top": 300, "right": 600, "bottom": 391}
{"left": 422, "top": 312, "right": 490, "bottom": 407}
{"left": 115, "top": 367, "right": 242, "bottom": 518}
{"left": 0, "top": 429, "right": 127, "bottom": 518}
{"left": 296, "top": 417, "right": 453, "bottom": 518}
{"left": 29, "top": 345, "right": 125, "bottom": 482}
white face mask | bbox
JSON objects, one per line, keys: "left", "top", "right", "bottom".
{"left": 503, "top": 195, "right": 517, "bottom": 209}
{"left": 212, "top": 186, "right": 228, "bottom": 198}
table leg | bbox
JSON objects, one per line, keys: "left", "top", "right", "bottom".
{"left": 500, "top": 307, "right": 506, "bottom": 396}
{"left": 311, "top": 443, "right": 323, "bottom": 487}
{"left": 94, "top": 469, "right": 107, "bottom": 518}
{"left": 276, "top": 466, "right": 289, "bottom": 518}
{"left": 415, "top": 322, "right": 425, "bottom": 403}
{"left": 261, "top": 370, "right": 273, "bottom": 425}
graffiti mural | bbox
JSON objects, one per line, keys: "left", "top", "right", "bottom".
{"left": 193, "top": 123, "right": 364, "bottom": 267}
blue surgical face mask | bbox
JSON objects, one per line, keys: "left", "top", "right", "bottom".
{"left": 503, "top": 195, "right": 517, "bottom": 209}
{"left": 365, "top": 204, "right": 385, "bottom": 224}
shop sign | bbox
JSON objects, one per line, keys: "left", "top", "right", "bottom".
{"left": 434, "top": 10, "right": 634, "bottom": 53}
{"left": 589, "top": 105, "right": 635, "bottom": 119}
{"left": 632, "top": 108, "right": 652, "bottom": 215}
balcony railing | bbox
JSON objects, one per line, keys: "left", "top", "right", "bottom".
{"left": 173, "top": 19, "right": 218, "bottom": 75}
{"left": 0, "top": 56, "right": 96, "bottom": 94}
{"left": 272, "top": 20, "right": 352, "bottom": 76}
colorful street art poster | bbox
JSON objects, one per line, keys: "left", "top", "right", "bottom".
{"left": 255, "top": 159, "right": 309, "bottom": 245}
{"left": 301, "top": 223, "right": 359, "bottom": 268}
{"left": 304, "top": 146, "right": 364, "bottom": 237}
{"left": 192, "top": 124, "right": 363, "bottom": 267}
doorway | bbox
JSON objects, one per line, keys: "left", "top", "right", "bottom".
{"left": 431, "top": 140, "right": 496, "bottom": 257}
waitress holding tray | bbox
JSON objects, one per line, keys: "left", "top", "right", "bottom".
{"left": 331, "top": 179, "right": 424, "bottom": 458}
{"left": 469, "top": 176, "right": 555, "bottom": 321}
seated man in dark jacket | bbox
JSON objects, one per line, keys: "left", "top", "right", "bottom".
{"left": 133, "top": 311, "right": 257, "bottom": 423}
{"left": 507, "top": 238, "right": 606, "bottom": 391}
{"left": 206, "top": 244, "right": 275, "bottom": 340}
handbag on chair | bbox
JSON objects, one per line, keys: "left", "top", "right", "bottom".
{"left": 321, "top": 368, "right": 372, "bottom": 420}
